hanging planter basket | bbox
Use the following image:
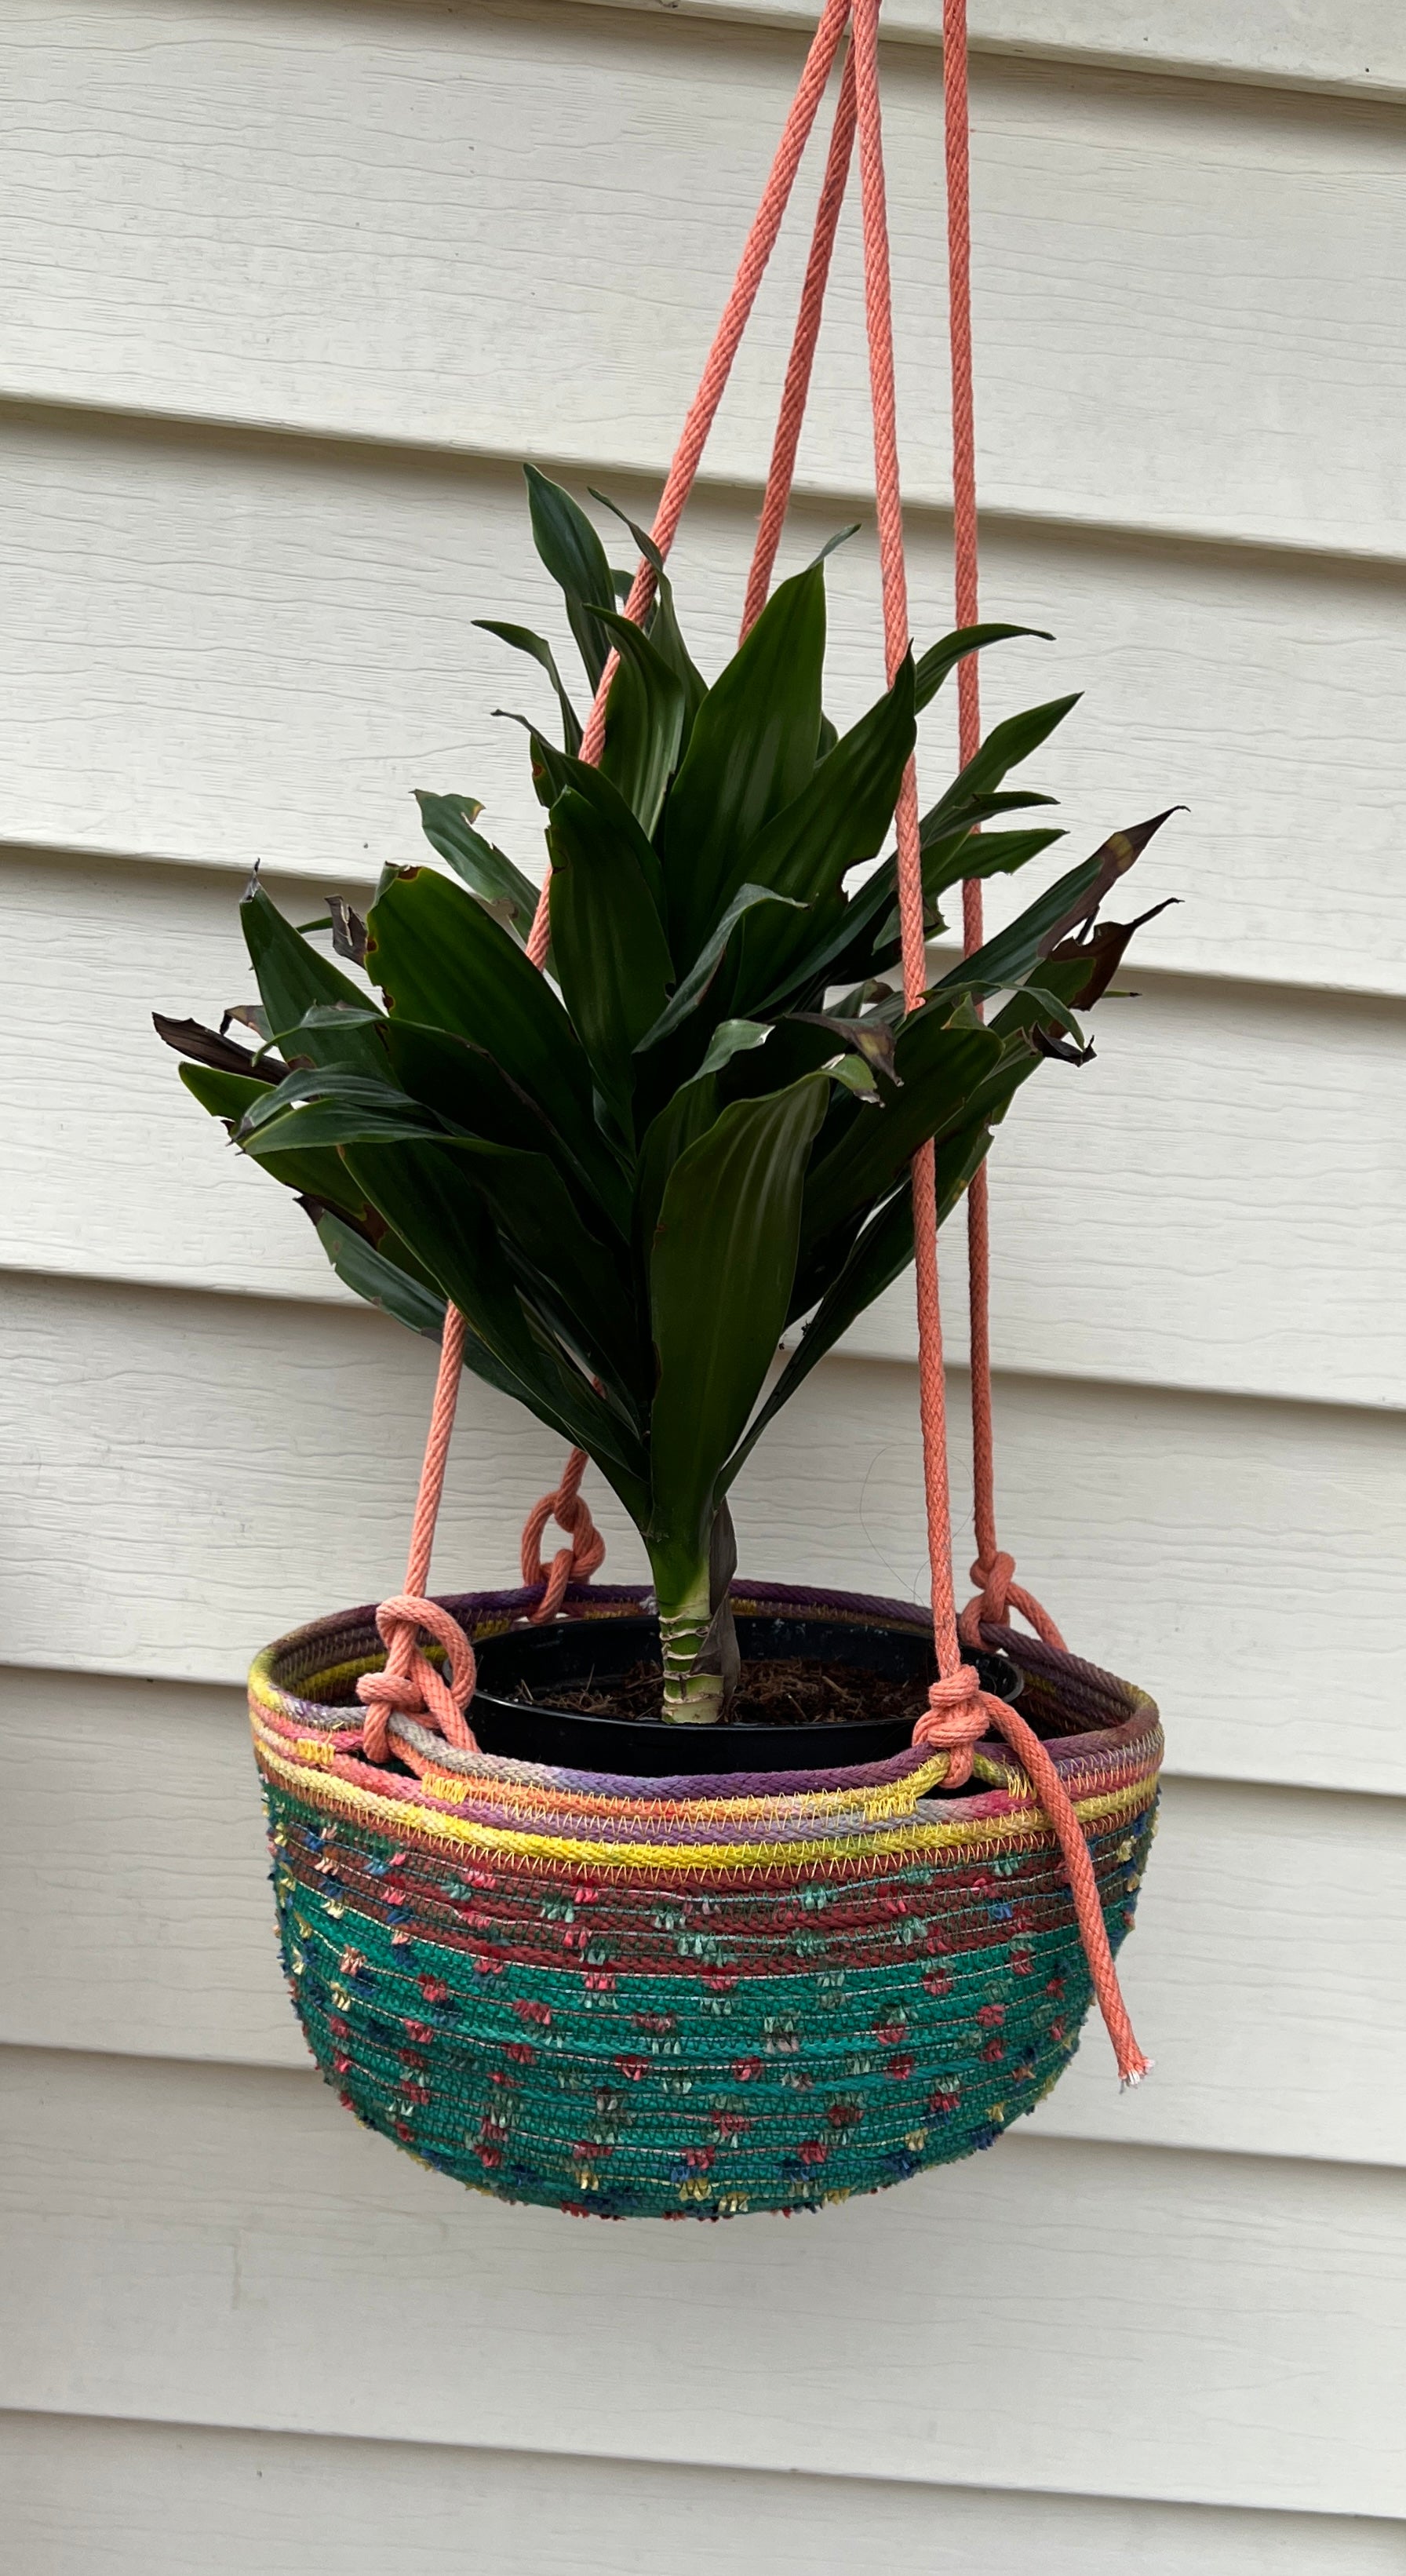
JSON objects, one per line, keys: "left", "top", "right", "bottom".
{"left": 151, "top": 0, "right": 1175, "bottom": 2220}
{"left": 252, "top": 1582, "right": 1161, "bottom": 2219}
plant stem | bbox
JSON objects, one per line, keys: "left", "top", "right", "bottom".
{"left": 655, "top": 1558, "right": 723, "bottom": 1725}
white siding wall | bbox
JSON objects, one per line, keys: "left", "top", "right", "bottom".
{"left": 1, "top": 2, "right": 1401, "bottom": 2566}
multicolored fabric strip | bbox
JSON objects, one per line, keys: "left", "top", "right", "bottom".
{"left": 250, "top": 1583, "right": 1162, "bottom": 2220}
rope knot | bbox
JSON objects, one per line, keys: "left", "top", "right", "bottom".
{"left": 960, "top": 1551, "right": 1069, "bottom": 1655}
{"left": 911, "top": 1663, "right": 993, "bottom": 1786}
{"left": 355, "top": 1592, "right": 477, "bottom": 1765}
{"left": 969, "top": 1549, "right": 1016, "bottom": 1624}
{"left": 521, "top": 1448, "right": 606, "bottom": 1623}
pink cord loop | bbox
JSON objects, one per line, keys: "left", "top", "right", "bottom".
{"left": 355, "top": 1592, "right": 478, "bottom": 1765}
{"left": 914, "top": 1671, "right": 1150, "bottom": 2087}
{"left": 912, "top": 1663, "right": 992, "bottom": 1787}
{"left": 521, "top": 1445, "right": 606, "bottom": 1623}
{"left": 959, "top": 1553, "right": 1069, "bottom": 1654}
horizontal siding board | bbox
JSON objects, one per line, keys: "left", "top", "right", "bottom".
{"left": 1, "top": 3, "right": 1404, "bottom": 559}
{"left": 1, "top": 426, "right": 1403, "bottom": 1004}
{"left": 581, "top": 1, "right": 1406, "bottom": 102}
{"left": 4, "top": 1664, "right": 1401, "bottom": 2167}
{"left": 0, "top": 1280, "right": 1399, "bottom": 1795}
{"left": 3, "top": 2411, "right": 1401, "bottom": 2576}
{"left": 2, "top": 2045, "right": 1402, "bottom": 2515}
{"left": 15, "top": 850, "right": 1406, "bottom": 1407}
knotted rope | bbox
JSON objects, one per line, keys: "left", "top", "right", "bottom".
{"left": 356, "top": 1306, "right": 480, "bottom": 1759}
{"left": 853, "top": 0, "right": 1146, "bottom": 2079}
{"left": 959, "top": 1548, "right": 1068, "bottom": 1652}
{"left": 520, "top": 1444, "right": 607, "bottom": 1621}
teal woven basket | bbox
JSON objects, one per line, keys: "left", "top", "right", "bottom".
{"left": 250, "top": 1580, "right": 1161, "bottom": 2220}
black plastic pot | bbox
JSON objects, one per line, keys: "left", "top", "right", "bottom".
{"left": 469, "top": 1607, "right": 1022, "bottom": 1778}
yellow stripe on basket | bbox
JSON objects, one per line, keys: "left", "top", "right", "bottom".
{"left": 251, "top": 1718, "right": 1156, "bottom": 1879}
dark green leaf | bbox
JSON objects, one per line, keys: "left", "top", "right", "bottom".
{"left": 451, "top": 1140, "right": 646, "bottom": 1409}
{"left": 935, "top": 854, "right": 1106, "bottom": 997}
{"left": 918, "top": 693, "right": 1079, "bottom": 847}
{"left": 662, "top": 561, "right": 827, "bottom": 964}
{"left": 781, "top": 822, "right": 1066, "bottom": 1005}
{"left": 548, "top": 785, "right": 674, "bottom": 1118}
{"left": 343, "top": 1139, "right": 648, "bottom": 1506}
{"left": 725, "top": 657, "right": 916, "bottom": 1007}
{"left": 365, "top": 867, "right": 627, "bottom": 1225}
{"left": 693, "top": 1018, "right": 774, "bottom": 1081}
{"left": 473, "top": 621, "right": 582, "bottom": 754}
{"left": 373, "top": 1017, "right": 619, "bottom": 1230}
{"left": 648, "top": 1073, "right": 829, "bottom": 1570}
{"left": 523, "top": 463, "right": 617, "bottom": 687}
{"left": 587, "top": 489, "right": 708, "bottom": 748}
{"left": 914, "top": 622, "right": 1051, "bottom": 714}
{"left": 590, "top": 607, "right": 687, "bottom": 837}
{"left": 241, "top": 881, "right": 384, "bottom": 1073}
{"left": 312, "top": 1210, "right": 448, "bottom": 1340}
{"left": 633, "top": 1078, "right": 721, "bottom": 1270}
{"left": 413, "top": 791, "right": 540, "bottom": 942}
{"left": 235, "top": 1062, "right": 450, "bottom": 1153}
{"left": 799, "top": 1018, "right": 1001, "bottom": 1251}
{"left": 923, "top": 824, "right": 1066, "bottom": 904}
{"left": 177, "top": 1062, "right": 372, "bottom": 1216}
{"left": 634, "top": 883, "right": 803, "bottom": 1056}
{"left": 725, "top": 1109, "right": 994, "bottom": 1480}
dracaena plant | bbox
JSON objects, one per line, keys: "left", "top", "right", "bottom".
{"left": 157, "top": 466, "right": 1173, "bottom": 1722}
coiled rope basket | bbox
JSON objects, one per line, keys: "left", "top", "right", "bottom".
{"left": 251, "top": 1581, "right": 1160, "bottom": 2221}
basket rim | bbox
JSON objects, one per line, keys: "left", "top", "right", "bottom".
{"left": 250, "top": 1576, "right": 1161, "bottom": 1824}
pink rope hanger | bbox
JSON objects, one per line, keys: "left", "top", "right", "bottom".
{"left": 360, "top": 0, "right": 1148, "bottom": 2082}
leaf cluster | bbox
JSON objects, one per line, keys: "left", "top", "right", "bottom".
{"left": 159, "top": 468, "right": 1175, "bottom": 1598}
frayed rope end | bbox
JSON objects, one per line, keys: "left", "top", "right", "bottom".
{"left": 1119, "top": 2055, "right": 1153, "bottom": 2092}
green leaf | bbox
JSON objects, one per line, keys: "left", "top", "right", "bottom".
{"left": 365, "top": 867, "right": 626, "bottom": 1223}
{"left": 919, "top": 693, "right": 1079, "bottom": 847}
{"left": 587, "top": 488, "right": 708, "bottom": 749}
{"left": 784, "top": 822, "right": 1066, "bottom": 1005}
{"left": 343, "top": 1138, "right": 648, "bottom": 1507}
{"left": 232, "top": 1062, "right": 430, "bottom": 1132}
{"left": 634, "top": 883, "right": 803, "bottom": 1057}
{"left": 523, "top": 463, "right": 617, "bottom": 687}
{"left": 473, "top": 621, "right": 582, "bottom": 754}
{"left": 914, "top": 622, "right": 1051, "bottom": 714}
{"left": 725, "top": 657, "right": 916, "bottom": 1007}
{"left": 313, "top": 1210, "right": 448, "bottom": 1340}
{"left": 725, "top": 1109, "right": 995, "bottom": 1481}
{"left": 692, "top": 1018, "right": 774, "bottom": 1081}
{"left": 648, "top": 1074, "right": 829, "bottom": 1569}
{"left": 633, "top": 1077, "right": 722, "bottom": 1270}
{"left": 799, "top": 1018, "right": 1002, "bottom": 1252}
{"left": 240, "top": 881, "right": 384, "bottom": 1073}
{"left": 923, "top": 824, "right": 1066, "bottom": 905}
{"left": 527, "top": 738, "right": 665, "bottom": 913}
{"left": 177, "top": 1062, "right": 372, "bottom": 1215}
{"left": 413, "top": 792, "right": 540, "bottom": 944}
{"left": 548, "top": 785, "right": 675, "bottom": 1119}
{"left": 662, "top": 560, "right": 828, "bottom": 964}
{"left": 935, "top": 853, "right": 1105, "bottom": 997}
{"left": 450, "top": 1139, "right": 647, "bottom": 1409}
{"left": 372, "top": 1017, "right": 619, "bottom": 1231}
{"left": 590, "top": 607, "right": 687, "bottom": 838}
